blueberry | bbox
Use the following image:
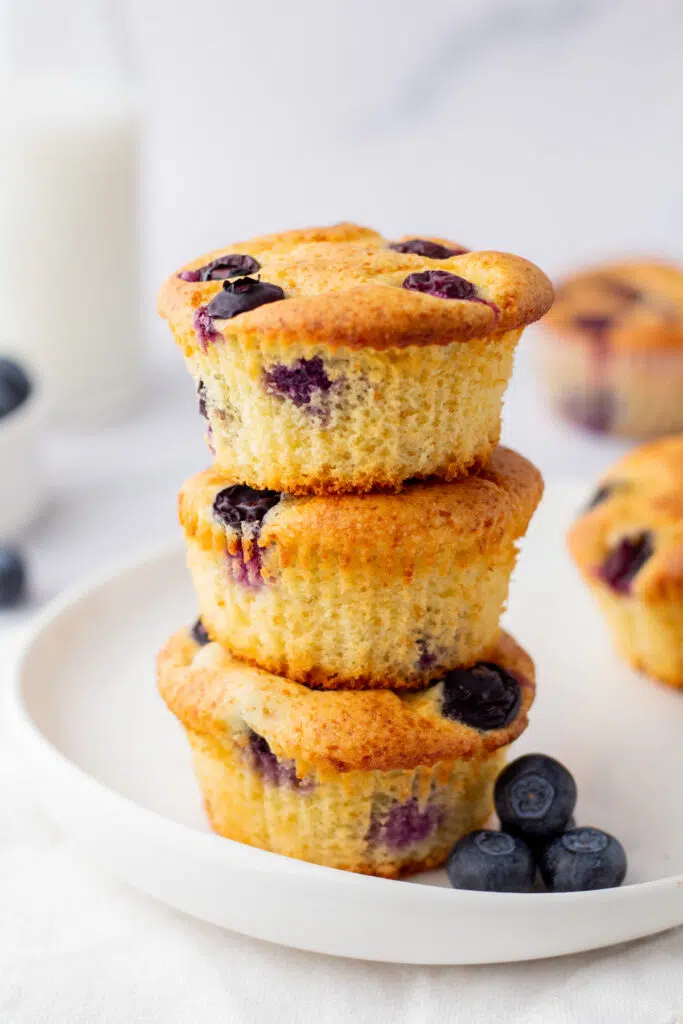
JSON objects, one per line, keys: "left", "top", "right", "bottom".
{"left": 0, "top": 358, "right": 31, "bottom": 419}
{"left": 446, "top": 830, "right": 536, "bottom": 893}
{"left": 197, "top": 380, "right": 208, "bottom": 419}
{"left": 179, "top": 253, "right": 261, "bottom": 283}
{"left": 389, "top": 239, "right": 466, "bottom": 259}
{"left": 601, "top": 278, "right": 642, "bottom": 302}
{"left": 599, "top": 532, "right": 654, "bottom": 594}
{"left": 263, "top": 356, "right": 333, "bottom": 408}
{"left": 441, "top": 662, "right": 521, "bottom": 730}
{"left": 190, "top": 618, "right": 210, "bottom": 646}
{"left": 495, "top": 754, "right": 577, "bottom": 842}
{"left": 402, "top": 269, "right": 478, "bottom": 300}
{"left": 584, "top": 482, "right": 615, "bottom": 511}
{"left": 247, "top": 730, "right": 313, "bottom": 791}
{"left": 0, "top": 548, "right": 27, "bottom": 608}
{"left": 366, "top": 797, "right": 441, "bottom": 849}
{"left": 561, "top": 389, "right": 615, "bottom": 433}
{"left": 572, "top": 314, "right": 614, "bottom": 337}
{"left": 539, "top": 827, "right": 627, "bottom": 892}
{"left": 205, "top": 276, "right": 285, "bottom": 320}
{"left": 198, "top": 253, "right": 260, "bottom": 282}
{"left": 212, "top": 484, "right": 280, "bottom": 531}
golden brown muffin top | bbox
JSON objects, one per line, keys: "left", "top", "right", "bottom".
{"left": 158, "top": 222, "right": 553, "bottom": 352}
{"left": 179, "top": 446, "right": 544, "bottom": 572}
{"left": 543, "top": 259, "right": 683, "bottom": 353}
{"left": 158, "top": 628, "right": 535, "bottom": 774}
{"left": 568, "top": 435, "right": 683, "bottom": 601}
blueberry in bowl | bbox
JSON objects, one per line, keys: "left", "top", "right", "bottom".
{"left": 494, "top": 753, "right": 577, "bottom": 842}
{"left": 0, "top": 358, "right": 31, "bottom": 421}
{"left": 446, "top": 829, "right": 536, "bottom": 893}
{"left": 0, "top": 355, "right": 46, "bottom": 538}
{"left": 0, "top": 547, "right": 27, "bottom": 608}
{"left": 539, "top": 826, "right": 627, "bottom": 892}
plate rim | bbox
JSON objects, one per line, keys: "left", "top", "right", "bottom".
{"left": 9, "top": 536, "right": 683, "bottom": 912}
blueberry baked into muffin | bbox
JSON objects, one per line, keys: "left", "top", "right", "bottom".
{"left": 179, "top": 447, "right": 543, "bottom": 688}
{"left": 157, "top": 627, "right": 535, "bottom": 877}
{"left": 568, "top": 435, "right": 683, "bottom": 688}
{"left": 539, "top": 259, "right": 683, "bottom": 437}
{"left": 159, "top": 222, "right": 553, "bottom": 493}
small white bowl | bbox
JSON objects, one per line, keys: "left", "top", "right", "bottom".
{"left": 0, "top": 384, "right": 47, "bottom": 540}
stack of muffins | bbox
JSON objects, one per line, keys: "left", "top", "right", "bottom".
{"left": 157, "top": 223, "right": 554, "bottom": 878}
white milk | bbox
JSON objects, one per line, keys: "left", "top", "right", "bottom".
{"left": 0, "top": 73, "right": 143, "bottom": 424}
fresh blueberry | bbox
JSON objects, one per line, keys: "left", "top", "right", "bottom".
{"left": 441, "top": 662, "right": 521, "bottom": 730}
{"left": 0, "top": 358, "right": 31, "bottom": 418}
{"left": 0, "top": 548, "right": 27, "bottom": 607}
{"left": 190, "top": 618, "right": 210, "bottom": 646}
{"left": 205, "top": 276, "right": 285, "bottom": 320}
{"left": 539, "top": 827, "right": 627, "bottom": 892}
{"left": 446, "top": 830, "right": 536, "bottom": 893}
{"left": 212, "top": 484, "right": 280, "bottom": 532}
{"left": 599, "top": 532, "right": 654, "bottom": 594}
{"left": 495, "top": 754, "right": 577, "bottom": 842}
{"left": 389, "top": 239, "right": 466, "bottom": 259}
{"left": 263, "top": 356, "right": 333, "bottom": 408}
{"left": 402, "top": 269, "right": 478, "bottom": 300}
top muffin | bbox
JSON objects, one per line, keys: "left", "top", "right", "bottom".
{"left": 159, "top": 222, "right": 552, "bottom": 492}
{"left": 159, "top": 222, "right": 553, "bottom": 353}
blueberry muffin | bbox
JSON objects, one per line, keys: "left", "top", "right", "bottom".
{"left": 157, "top": 627, "right": 535, "bottom": 877}
{"left": 539, "top": 259, "right": 683, "bottom": 437}
{"left": 568, "top": 436, "right": 683, "bottom": 688}
{"left": 179, "top": 446, "right": 543, "bottom": 688}
{"left": 159, "top": 223, "right": 553, "bottom": 493}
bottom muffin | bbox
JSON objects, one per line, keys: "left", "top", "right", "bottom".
{"left": 157, "top": 627, "right": 535, "bottom": 877}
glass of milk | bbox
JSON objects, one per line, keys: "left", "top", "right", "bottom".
{"left": 0, "top": 0, "right": 144, "bottom": 425}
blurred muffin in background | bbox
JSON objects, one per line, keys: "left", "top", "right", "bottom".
{"left": 538, "top": 260, "right": 683, "bottom": 438}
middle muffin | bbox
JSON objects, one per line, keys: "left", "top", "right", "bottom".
{"left": 180, "top": 446, "right": 543, "bottom": 688}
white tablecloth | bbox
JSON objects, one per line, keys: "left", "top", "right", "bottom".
{"left": 3, "top": 356, "right": 682, "bottom": 1023}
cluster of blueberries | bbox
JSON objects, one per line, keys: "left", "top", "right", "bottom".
{"left": 0, "top": 358, "right": 31, "bottom": 607}
{"left": 447, "top": 754, "right": 627, "bottom": 893}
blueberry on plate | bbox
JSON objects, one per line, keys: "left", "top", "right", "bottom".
{"left": 495, "top": 754, "right": 577, "bottom": 842}
{"left": 0, "top": 548, "right": 27, "bottom": 607}
{"left": 0, "top": 357, "right": 31, "bottom": 419}
{"left": 539, "top": 827, "right": 627, "bottom": 892}
{"left": 446, "top": 829, "right": 536, "bottom": 893}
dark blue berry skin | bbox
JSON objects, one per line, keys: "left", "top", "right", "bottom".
{"left": 0, "top": 548, "right": 27, "bottom": 607}
{"left": 402, "top": 269, "right": 477, "bottom": 300}
{"left": 389, "top": 239, "right": 466, "bottom": 259}
{"left": 213, "top": 485, "right": 280, "bottom": 532}
{"left": 205, "top": 276, "right": 285, "bottom": 320}
{"left": 0, "top": 358, "right": 31, "bottom": 418}
{"left": 495, "top": 754, "right": 577, "bottom": 842}
{"left": 446, "top": 830, "right": 536, "bottom": 893}
{"left": 584, "top": 483, "right": 616, "bottom": 512}
{"left": 190, "top": 618, "right": 210, "bottom": 646}
{"left": 441, "top": 662, "right": 521, "bottom": 730}
{"left": 599, "top": 532, "right": 654, "bottom": 594}
{"left": 539, "top": 827, "right": 627, "bottom": 892}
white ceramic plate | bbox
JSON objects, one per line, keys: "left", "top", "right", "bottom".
{"left": 10, "top": 483, "right": 683, "bottom": 965}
